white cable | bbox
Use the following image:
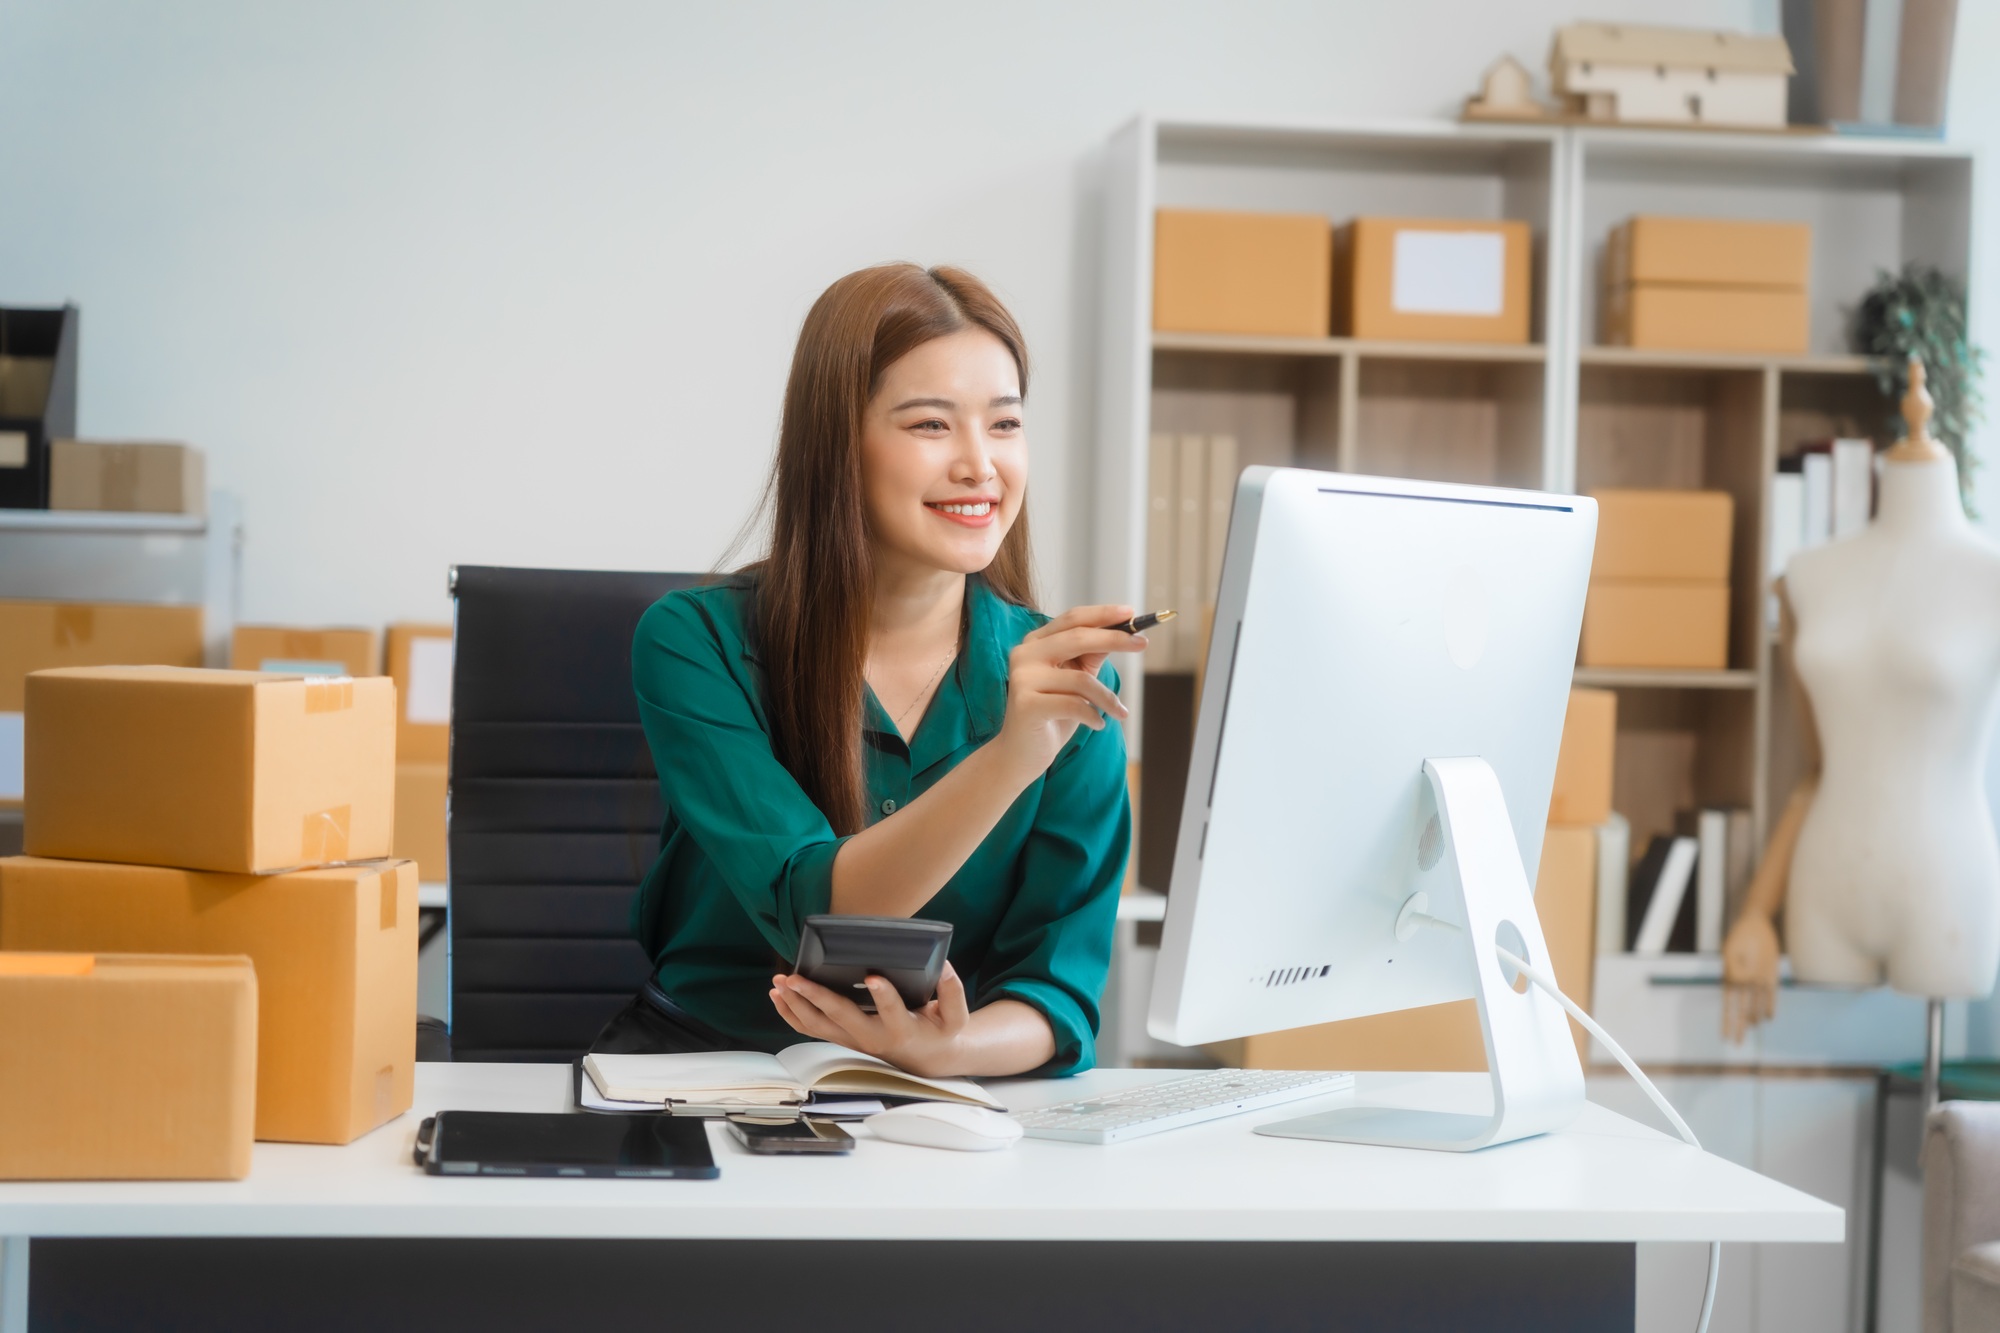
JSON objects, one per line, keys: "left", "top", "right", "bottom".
{"left": 1497, "top": 945, "right": 1720, "bottom": 1333}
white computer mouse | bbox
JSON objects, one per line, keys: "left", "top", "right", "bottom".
{"left": 865, "top": 1102, "right": 1024, "bottom": 1152}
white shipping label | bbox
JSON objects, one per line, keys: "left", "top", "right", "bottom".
{"left": 406, "top": 636, "right": 455, "bottom": 725}
{"left": 0, "top": 712, "right": 22, "bottom": 800}
{"left": 0, "top": 432, "right": 26, "bottom": 468}
{"left": 1391, "top": 230, "right": 1506, "bottom": 317}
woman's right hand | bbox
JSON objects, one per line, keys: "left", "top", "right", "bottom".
{"left": 992, "top": 604, "right": 1145, "bottom": 776}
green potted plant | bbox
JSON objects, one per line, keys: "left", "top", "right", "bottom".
{"left": 1853, "top": 263, "right": 1986, "bottom": 506}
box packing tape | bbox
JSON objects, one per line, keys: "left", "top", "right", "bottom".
{"left": 52, "top": 605, "right": 94, "bottom": 647}
{"left": 302, "top": 805, "right": 352, "bottom": 863}
{"left": 304, "top": 676, "right": 355, "bottom": 713}
{"left": 0, "top": 953, "right": 96, "bottom": 977}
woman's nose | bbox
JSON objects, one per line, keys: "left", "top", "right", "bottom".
{"left": 952, "top": 433, "right": 995, "bottom": 483}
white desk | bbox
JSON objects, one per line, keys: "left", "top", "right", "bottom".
{"left": 0, "top": 1065, "right": 1840, "bottom": 1331}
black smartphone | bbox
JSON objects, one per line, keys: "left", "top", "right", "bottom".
{"left": 793, "top": 914, "right": 951, "bottom": 1013}
{"left": 728, "top": 1118, "right": 855, "bottom": 1155}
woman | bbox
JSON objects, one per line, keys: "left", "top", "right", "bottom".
{"left": 592, "top": 263, "right": 1144, "bottom": 1078}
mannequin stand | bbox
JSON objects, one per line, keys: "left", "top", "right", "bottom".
{"left": 1925, "top": 999, "right": 1944, "bottom": 1112}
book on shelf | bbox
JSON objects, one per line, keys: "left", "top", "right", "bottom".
{"left": 1724, "top": 807, "right": 1756, "bottom": 930}
{"left": 1630, "top": 834, "right": 1698, "bottom": 956}
{"left": 1146, "top": 434, "right": 1181, "bottom": 667}
{"left": 1593, "top": 811, "right": 1630, "bottom": 956}
{"left": 1801, "top": 451, "right": 1832, "bottom": 548}
{"left": 1145, "top": 432, "right": 1240, "bottom": 672}
{"left": 1830, "top": 437, "right": 1874, "bottom": 540}
{"left": 1694, "top": 808, "right": 1727, "bottom": 954}
{"left": 1614, "top": 807, "right": 1753, "bottom": 957}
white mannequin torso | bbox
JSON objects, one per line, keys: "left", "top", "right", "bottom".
{"left": 1783, "top": 455, "right": 2000, "bottom": 995}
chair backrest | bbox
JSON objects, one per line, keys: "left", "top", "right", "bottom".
{"left": 447, "top": 564, "right": 701, "bottom": 1062}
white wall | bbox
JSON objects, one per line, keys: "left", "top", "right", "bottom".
{"left": 0, "top": 0, "right": 1779, "bottom": 624}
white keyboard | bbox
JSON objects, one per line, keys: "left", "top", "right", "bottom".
{"left": 1016, "top": 1068, "right": 1355, "bottom": 1144}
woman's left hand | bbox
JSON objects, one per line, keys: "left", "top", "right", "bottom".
{"left": 769, "top": 962, "right": 971, "bottom": 1078}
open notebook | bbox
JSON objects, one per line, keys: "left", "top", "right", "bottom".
{"left": 582, "top": 1042, "right": 1005, "bottom": 1113}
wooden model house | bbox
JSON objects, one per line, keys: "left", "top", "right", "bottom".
{"left": 1549, "top": 23, "right": 1793, "bottom": 129}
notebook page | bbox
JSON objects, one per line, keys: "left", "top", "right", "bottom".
{"left": 583, "top": 1050, "right": 800, "bottom": 1104}
{"left": 776, "top": 1042, "right": 1004, "bottom": 1110}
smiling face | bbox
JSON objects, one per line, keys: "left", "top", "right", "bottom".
{"left": 859, "top": 327, "right": 1027, "bottom": 582}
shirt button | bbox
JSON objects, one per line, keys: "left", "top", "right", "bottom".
{"left": 881, "top": 799, "right": 897, "bottom": 815}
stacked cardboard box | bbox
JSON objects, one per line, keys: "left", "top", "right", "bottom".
{"left": 1581, "top": 490, "right": 1734, "bottom": 670}
{"left": 1337, "top": 217, "right": 1532, "bottom": 344}
{"left": 1153, "top": 209, "right": 1332, "bottom": 337}
{"left": 1601, "top": 216, "right": 1810, "bottom": 355}
{"left": 0, "top": 599, "right": 205, "bottom": 806}
{"left": 0, "top": 953, "right": 257, "bottom": 1179}
{"left": 2, "top": 665, "right": 413, "bottom": 1152}
{"left": 49, "top": 440, "right": 205, "bottom": 515}
{"left": 1209, "top": 689, "right": 1614, "bottom": 1071}
{"left": 231, "top": 624, "right": 381, "bottom": 678}
{"left": 386, "top": 623, "right": 453, "bottom": 881}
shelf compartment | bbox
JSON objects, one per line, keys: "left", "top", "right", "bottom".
{"left": 1777, "top": 368, "right": 1896, "bottom": 461}
{"left": 1610, "top": 688, "right": 1759, "bottom": 875}
{"left": 1353, "top": 358, "right": 1543, "bottom": 489}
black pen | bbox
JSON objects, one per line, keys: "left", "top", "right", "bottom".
{"left": 1107, "top": 609, "right": 1177, "bottom": 636}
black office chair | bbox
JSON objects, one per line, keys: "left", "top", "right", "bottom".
{"left": 444, "top": 564, "right": 702, "bottom": 1062}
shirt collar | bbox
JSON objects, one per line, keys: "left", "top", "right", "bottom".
{"left": 861, "top": 576, "right": 1011, "bottom": 767}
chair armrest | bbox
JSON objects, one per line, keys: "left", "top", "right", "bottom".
{"left": 1924, "top": 1101, "right": 2000, "bottom": 1333}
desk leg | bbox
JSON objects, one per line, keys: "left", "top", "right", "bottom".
{"left": 0, "top": 1235, "right": 25, "bottom": 1333}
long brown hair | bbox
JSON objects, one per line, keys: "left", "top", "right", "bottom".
{"left": 753, "top": 263, "right": 1035, "bottom": 836}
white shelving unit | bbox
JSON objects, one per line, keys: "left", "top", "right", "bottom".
{"left": 0, "top": 494, "right": 244, "bottom": 668}
{"left": 1092, "top": 116, "right": 1975, "bottom": 1333}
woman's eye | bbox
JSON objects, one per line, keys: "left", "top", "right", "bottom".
{"left": 909, "top": 418, "right": 948, "bottom": 433}
{"left": 993, "top": 417, "right": 1022, "bottom": 433}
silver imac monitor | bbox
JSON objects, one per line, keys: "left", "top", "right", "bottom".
{"left": 1147, "top": 466, "right": 1598, "bottom": 1151}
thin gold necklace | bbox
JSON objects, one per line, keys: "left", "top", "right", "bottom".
{"left": 894, "top": 644, "right": 957, "bottom": 731}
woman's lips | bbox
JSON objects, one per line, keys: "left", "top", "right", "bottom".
{"left": 926, "top": 500, "right": 997, "bottom": 528}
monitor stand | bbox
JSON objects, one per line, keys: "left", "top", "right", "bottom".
{"left": 1255, "top": 756, "right": 1586, "bottom": 1152}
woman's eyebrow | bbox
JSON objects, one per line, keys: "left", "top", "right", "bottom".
{"left": 990, "top": 395, "right": 1023, "bottom": 408}
{"left": 892, "top": 396, "right": 956, "bottom": 412}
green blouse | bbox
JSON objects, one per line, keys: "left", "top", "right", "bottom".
{"left": 627, "top": 574, "right": 1131, "bottom": 1075}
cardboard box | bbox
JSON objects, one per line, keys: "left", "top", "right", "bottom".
{"left": 1581, "top": 582, "right": 1730, "bottom": 669}
{"left": 1605, "top": 216, "right": 1811, "bottom": 290}
{"left": 0, "top": 952, "right": 256, "bottom": 1179}
{"left": 231, "top": 625, "right": 382, "bottom": 678}
{"left": 1339, "top": 217, "right": 1532, "bottom": 344}
{"left": 1536, "top": 824, "right": 1598, "bottom": 1060}
{"left": 1590, "top": 489, "right": 1735, "bottom": 583}
{"left": 394, "top": 762, "right": 447, "bottom": 882}
{"left": 1603, "top": 283, "right": 1809, "bottom": 355}
{"left": 0, "top": 857, "right": 417, "bottom": 1145}
{"left": 0, "top": 600, "right": 206, "bottom": 712}
{"left": 1153, "top": 209, "right": 1332, "bottom": 338}
{"left": 1209, "top": 823, "right": 1599, "bottom": 1070}
{"left": 0, "top": 601, "right": 205, "bottom": 806}
{"left": 1550, "top": 688, "right": 1617, "bottom": 826}
{"left": 24, "top": 666, "right": 396, "bottom": 873}
{"left": 49, "top": 440, "right": 205, "bottom": 516}
{"left": 385, "top": 623, "right": 453, "bottom": 762}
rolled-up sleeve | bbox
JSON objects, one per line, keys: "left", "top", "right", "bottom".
{"left": 631, "top": 593, "right": 846, "bottom": 958}
{"left": 975, "top": 664, "right": 1131, "bottom": 1076}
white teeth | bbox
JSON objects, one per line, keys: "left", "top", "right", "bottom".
{"left": 934, "top": 502, "right": 993, "bottom": 516}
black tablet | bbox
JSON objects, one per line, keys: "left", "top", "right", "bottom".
{"left": 794, "top": 914, "right": 952, "bottom": 1012}
{"left": 414, "top": 1111, "right": 719, "bottom": 1179}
